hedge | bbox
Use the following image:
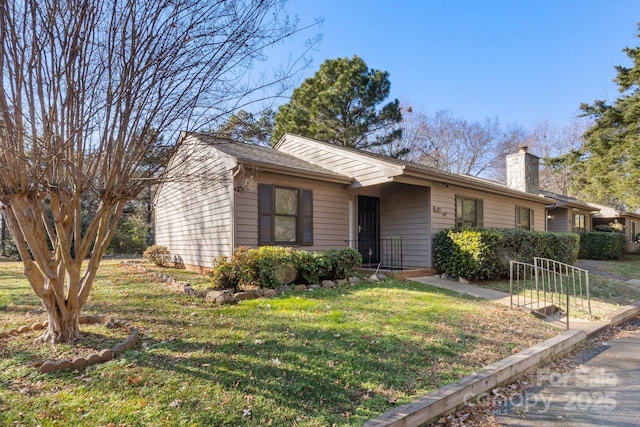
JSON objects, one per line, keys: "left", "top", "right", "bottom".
{"left": 434, "top": 228, "right": 580, "bottom": 280}
{"left": 209, "top": 246, "right": 362, "bottom": 291}
{"left": 579, "top": 232, "right": 626, "bottom": 260}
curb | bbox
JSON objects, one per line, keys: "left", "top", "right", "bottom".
{"left": 363, "top": 330, "right": 586, "bottom": 427}
{"left": 364, "top": 305, "right": 640, "bottom": 427}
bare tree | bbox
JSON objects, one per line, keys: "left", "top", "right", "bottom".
{"left": 0, "top": 0, "right": 302, "bottom": 343}
{"left": 527, "top": 119, "right": 590, "bottom": 196}
{"left": 399, "top": 109, "right": 528, "bottom": 180}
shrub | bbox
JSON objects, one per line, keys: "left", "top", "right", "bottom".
{"left": 435, "top": 228, "right": 580, "bottom": 280}
{"left": 324, "top": 247, "right": 363, "bottom": 279}
{"left": 434, "top": 228, "right": 502, "bottom": 280}
{"left": 593, "top": 224, "right": 621, "bottom": 233}
{"left": 579, "top": 232, "right": 626, "bottom": 259}
{"left": 143, "top": 245, "right": 172, "bottom": 267}
{"left": 209, "top": 246, "right": 362, "bottom": 291}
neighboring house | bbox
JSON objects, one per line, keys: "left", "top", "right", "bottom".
{"left": 588, "top": 203, "right": 640, "bottom": 254}
{"left": 154, "top": 133, "right": 554, "bottom": 274}
{"left": 540, "top": 191, "right": 599, "bottom": 234}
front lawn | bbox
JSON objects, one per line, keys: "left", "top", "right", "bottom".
{"left": 0, "top": 260, "right": 556, "bottom": 426}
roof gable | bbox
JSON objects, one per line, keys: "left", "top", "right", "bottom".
{"left": 188, "top": 133, "right": 352, "bottom": 183}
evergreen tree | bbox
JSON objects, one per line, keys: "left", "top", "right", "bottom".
{"left": 271, "top": 56, "right": 403, "bottom": 154}
{"left": 564, "top": 25, "right": 640, "bottom": 209}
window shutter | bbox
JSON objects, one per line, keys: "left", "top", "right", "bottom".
{"left": 455, "top": 197, "right": 462, "bottom": 227}
{"left": 301, "top": 190, "right": 313, "bottom": 246}
{"left": 530, "top": 209, "right": 534, "bottom": 230}
{"left": 477, "top": 199, "right": 484, "bottom": 228}
{"left": 258, "top": 184, "right": 272, "bottom": 245}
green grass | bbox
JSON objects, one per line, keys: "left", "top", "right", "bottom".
{"left": 589, "top": 255, "right": 640, "bottom": 280}
{"left": 478, "top": 256, "right": 640, "bottom": 319}
{"left": 0, "top": 260, "right": 557, "bottom": 426}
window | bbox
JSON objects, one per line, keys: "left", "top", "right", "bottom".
{"left": 631, "top": 220, "right": 637, "bottom": 242}
{"left": 455, "top": 196, "right": 483, "bottom": 228}
{"left": 573, "top": 213, "right": 586, "bottom": 233}
{"left": 258, "top": 184, "right": 312, "bottom": 245}
{"left": 515, "top": 206, "right": 534, "bottom": 230}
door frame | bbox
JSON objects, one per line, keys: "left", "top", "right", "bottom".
{"left": 357, "top": 195, "right": 380, "bottom": 266}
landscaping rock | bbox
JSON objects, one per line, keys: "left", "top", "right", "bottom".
{"left": 18, "top": 326, "right": 30, "bottom": 334}
{"left": 376, "top": 273, "right": 387, "bottom": 281}
{"left": 39, "top": 360, "right": 57, "bottom": 373}
{"left": 337, "top": 279, "right": 348, "bottom": 286}
{"left": 182, "top": 285, "right": 197, "bottom": 297}
{"left": 234, "top": 291, "right": 255, "bottom": 301}
{"left": 367, "top": 274, "right": 380, "bottom": 283}
{"left": 86, "top": 353, "right": 102, "bottom": 366}
{"left": 72, "top": 357, "right": 89, "bottom": 369}
{"left": 254, "top": 288, "right": 264, "bottom": 298}
{"left": 112, "top": 342, "right": 125, "bottom": 355}
{"left": 321, "top": 280, "right": 336, "bottom": 288}
{"left": 348, "top": 277, "right": 360, "bottom": 284}
{"left": 263, "top": 289, "right": 277, "bottom": 298}
{"left": 308, "top": 284, "right": 320, "bottom": 290}
{"left": 458, "top": 277, "right": 470, "bottom": 284}
{"left": 98, "top": 349, "right": 114, "bottom": 362}
{"left": 56, "top": 359, "right": 74, "bottom": 371}
{"left": 276, "top": 263, "right": 298, "bottom": 285}
{"left": 294, "top": 284, "right": 307, "bottom": 292}
{"left": 0, "top": 331, "right": 8, "bottom": 339}
{"left": 31, "top": 322, "right": 45, "bottom": 331}
{"left": 205, "top": 289, "right": 234, "bottom": 305}
{"left": 277, "top": 284, "right": 291, "bottom": 295}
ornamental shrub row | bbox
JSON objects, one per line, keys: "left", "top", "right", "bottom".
{"left": 209, "top": 246, "right": 362, "bottom": 291}
{"left": 579, "top": 232, "right": 626, "bottom": 260}
{"left": 434, "top": 228, "right": 580, "bottom": 280}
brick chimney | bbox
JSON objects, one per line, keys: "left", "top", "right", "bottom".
{"left": 506, "top": 146, "right": 539, "bottom": 194}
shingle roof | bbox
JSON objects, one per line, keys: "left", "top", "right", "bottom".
{"left": 540, "top": 191, "right": 596, "bottom": 211}
{"left": 189, "top": 133, "right": 351, "bottom": 181}
{"left": 277, "top": 134, "right": 553, "bottom": 202}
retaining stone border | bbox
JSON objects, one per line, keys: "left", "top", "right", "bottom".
{"left": 0, "top": 315, "right": 140, "bottom": 373}
{"left": 363, "top": 304, "right": 640, "bottom": 427}
{"left": 121, "top": 260, "right": 383, "bottom": 304}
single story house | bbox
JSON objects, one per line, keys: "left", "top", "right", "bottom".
{"left": 589, "top": 203, "right": 640, "bottom": 253}
{"left": 154, "top": 133, "right": 555, "bottom": 274}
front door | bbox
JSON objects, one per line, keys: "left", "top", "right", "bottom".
{"left": 358, "top": 196, "right": 380, "bottom": 266}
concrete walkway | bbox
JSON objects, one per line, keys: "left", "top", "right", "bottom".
{"left": 411, "top": 276, "right": 609, "bottom": 335}
{"left": 494, "top": 317, "right": 640, "bottom": 426}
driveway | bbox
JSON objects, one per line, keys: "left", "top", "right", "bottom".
{"left": 493, "top": 316, "right": 640, "bottom": 426}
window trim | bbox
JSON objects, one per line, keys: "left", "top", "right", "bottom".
{"left": 258, "top": 184, "right": 313, "bottom": 246}
{"left": 573, "top": 213, "right": 586, "bottom": 234}
{"left": 455, "top": 196, "right": 484, "bottom": 228}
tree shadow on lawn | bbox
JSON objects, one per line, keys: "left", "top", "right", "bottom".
{"left": 0, "top": 278, "right": 556, "bottom": 425}
{"left": 125, "top": 321, "right": 471, "bottom": 424}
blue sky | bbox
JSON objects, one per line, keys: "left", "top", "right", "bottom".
{"left": 263, "top": 0, "right": 640, "bottom": 130}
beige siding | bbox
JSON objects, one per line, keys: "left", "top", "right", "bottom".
{"left": 277, "top": 135, "right": 401, "bottom": 187}
{"left": 379, "top": 183, "right": 431, "bottom": 268}
{"left": 430, "top": 185, "right": 547, "bottom": 237}
{"left": 234, "top": 171, "right": 350, "bottom": 251}
{"left": 154, "top": 142, "right": 235, "bottom": 268}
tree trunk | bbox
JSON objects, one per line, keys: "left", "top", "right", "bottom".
{"left": 40, "top": 294, "right": 82, "bottom": 344}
